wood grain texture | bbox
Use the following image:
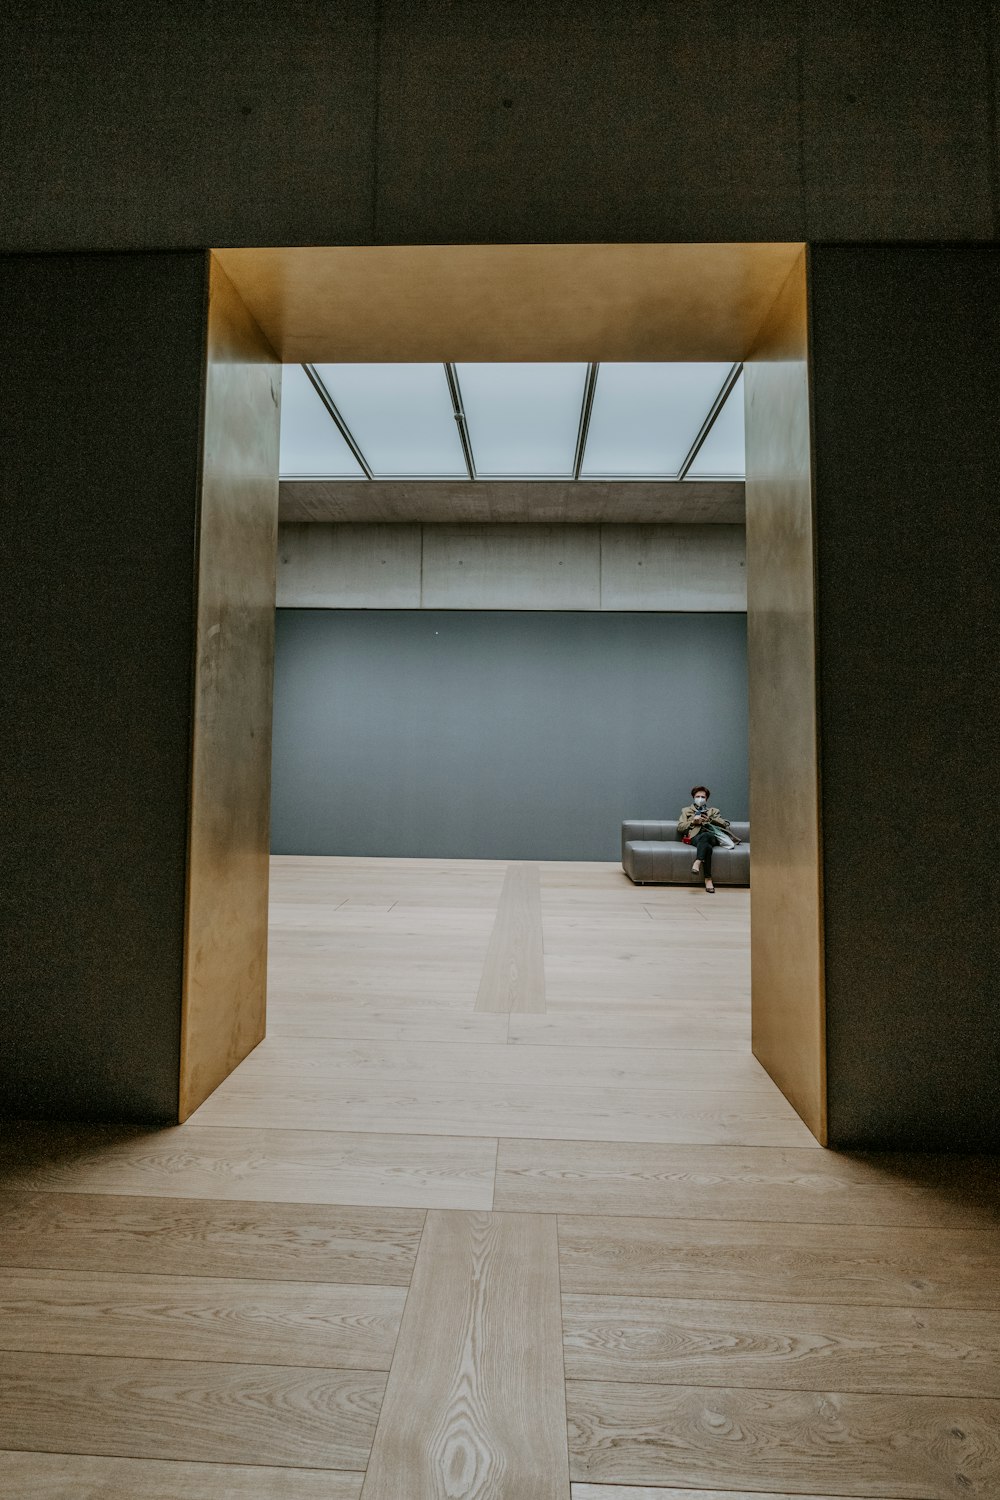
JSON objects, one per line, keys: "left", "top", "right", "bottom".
{"left": 361, "top": 1211, "right": 569, "bottom": 1499}
{"left": 0, "top": 1351, "right": 385, "bottom": 1469}
{"left": 195, "top": 1077, "right": 812, "bottom": 1148}
{"left": 0, "top": 1269, "right": 406, "bottom": 1369}
{"left": 571, "top": 1488, "right": 876, "bottom": 1499}
{"left": 566, "top": 1380, "right": 1000, "bottom": 1495}
{"left": 0, "top": 1124, "right": 496, "bottom": 1210}
{"left": 495, "top": 1140, "right": 1000, "bottom": 1227}
{"left": 232, "top": 1037, "right": 777, "bottom": 1094}
{"left": 508, "top": 1012, "right": 748, "bottom": 1051}
{"left": 556, "top": 1215, "right": 1000, "bottom": 1308}
{"left": 268, "top": 1005, "right": 509, "bottom": 1043}
{"left": 0, "top": 1452, "right": 363, "bottom": 1498}
{"left": 476, "top": 863, "right": 545, "bottom": 1013}
{"left": 562, "top": 1294, "right": 1000, "bottom": 1396}
{"left": 0, "top": 1192, "right": 423, "bottom": 1284}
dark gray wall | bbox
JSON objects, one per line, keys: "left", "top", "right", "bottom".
{"left": 2, "top": 2, "right": 999, "bottom": 250}
{"left": 271, "top": 610, "right": 748, "bottom": 860}
{"left": 811, "top": 246, "right": 1000, "bottom": 1151}
{"left": 1, "top": 251, "right": 209, "bottom": 1121}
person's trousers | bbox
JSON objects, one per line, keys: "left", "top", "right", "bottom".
{"left": 692, "top": 829, "right": 720, "bottom": 878}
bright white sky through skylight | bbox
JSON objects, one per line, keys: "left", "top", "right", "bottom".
{"left": 687, "top": 371, "right": 746, "bottom": 478}
{"left": 581, "top": 363, "right": 733, "bottom": 478}
{"left": 278, "top": 362, "right": 746, "bottom": 480}
{"left": 316, "top": 363, "right": 467, "bottom": 478}
{"left": 278, "top": 364, "right": 365, "bottom": 478}
{"left": 457, "top": 363, "right": 587, "bottom": 477}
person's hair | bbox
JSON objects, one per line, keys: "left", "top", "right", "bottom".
{"left": 691, "top": 785, "right": 711, "bottom": 798}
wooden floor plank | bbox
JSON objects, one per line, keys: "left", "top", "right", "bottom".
{"left": 556, "top": 1215, "right": 1000, "bottom": 1307}
{"left": 566, "top": 1380, "right": 1000, "bottom": 1496}
{"left": 495, "top": 1140, "right": 1000, "bottom": 1227}
{"left": 0, "top": 1192, "right": 423, "bottom": 1284}
{"left": 562, "top": 1293, "right": 1000, "bottom": 1396}
{"left": 232, "top": 1037, "right": 779, "bottom": 1094}
{"left": 361, "top": 1211, "right": 569, "bottom": 1499}
{"left": 476, "top": 862, "right": 546, "bottom": 1013}
{"left": 195, "top": 1081, "right": 813, "bottom": 1148}
{"left": 0, "top": 1351, "right": 385, "bottom": 1470}
{"left": 267, "top": 1006, "right": 510, "bottom": 1044}
{"left": 571, "top": 1487, "right": 882, "bottom": 1499}
{"left": 508, "top": 1013, "right": 748, "bottom": 1051}
{"left": 0, "top": 1125, "right": 497, "bottom": 1210}
{"left": 0, "top": 1451, "right": 363, "bottom": 1498}
{"left": 0, "top": 1269, "right": 406, "bottom": 1369}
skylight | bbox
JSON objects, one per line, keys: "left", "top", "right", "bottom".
{"left": 279, "top": 362, "right": 746, "bottom": 481}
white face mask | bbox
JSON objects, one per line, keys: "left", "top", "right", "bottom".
{"left": 694, "top": 796, "right": 707, "bottom": 807}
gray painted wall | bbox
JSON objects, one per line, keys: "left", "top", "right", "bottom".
{"left": 271, "top": 610, "right": 748, "bottom": 861}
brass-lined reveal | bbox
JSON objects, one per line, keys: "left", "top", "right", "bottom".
{"left": 744, "top": 250, "right": 827, "bottom": 1143}
{"left": 178, "top": 257, "right": 281, "bottom": 1120}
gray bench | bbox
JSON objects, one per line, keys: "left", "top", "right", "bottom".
{"left": 622, "top": 819, "right": 751, "bottom": 886}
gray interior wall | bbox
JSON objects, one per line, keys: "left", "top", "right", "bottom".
{"left": 811, "top": 246, "right": 1000, "bottom": 1151}
{"left": 271, "top": 610, "right": 748, "bottom": 861}
{"left": 1, "top": 251, "right": 209, "bottom": 1120}
{"left": 3, "top": 4, "right": 999, "bottom": 251}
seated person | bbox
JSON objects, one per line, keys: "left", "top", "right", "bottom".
{"left": 677, "top": 785, "right": 741, "bottom": 894}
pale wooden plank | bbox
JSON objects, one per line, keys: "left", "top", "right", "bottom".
{"left": 572, "top": 1487, "right": 875, "bottom": 1499}
{"left": 0, "top": 1269, "right": 406, "bottom": 1369}
{"left": 0, "top": 1192, "right": 423, "bottom": 1285}
{"left": 0, "top": 1351, "right": 385, "bottom": 1470}
{"left": 0, "top": 1125, "right": 496, "bottom": 1211}
{"left": 566, "top": 1380, "right": 1000, "bottom": 1495}
{"left": 509, "top": 1013, "right": 748, "bottom": 1051}
{"left": 556, "top": 1215, "right": 1000, "bottom": 1307}
{"left": 495, "top": 1140, "right": 1000, "bottom": 1228}
{"left": 0, "top": 1452, "right": 363, "bottom": 1499}
{"left": 476, "top": 862, "right": 546, "bottom": 1013}
{"left": 562, "top": 1293, "right": 1000, "bottom": 1395}
{"left": 233, "top": 1037, "right": 778, "bottom": 1094}
{"left": 267, "top": 1006, "right": 510, "bottom": 1043}
{"left": 361, "top": 1211, "right": 569, "bottom": 1499}
{"left": 195, "top": 1078, "right": 814, "bottom": 1149}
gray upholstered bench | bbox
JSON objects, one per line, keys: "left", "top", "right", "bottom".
{"left": 622, "top": 819, "right": 751, "bottom": 886}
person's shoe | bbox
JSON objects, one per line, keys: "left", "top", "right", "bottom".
{"left": 704, "top": 879, "right": 715, "bottom": 893}
{"left": 692, "top": 859, "right": 702, "bottom": 873}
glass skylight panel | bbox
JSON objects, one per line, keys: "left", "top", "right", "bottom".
{"left": 581, "top": 362, "right": 734, "bottom": 478}
{"left": 687, "top": 371, "right": 746, "bottom": 478}
{"left": 279, "top": 364, "right": 365, "bottom": 478}
{"left": 315, "top": 363, "right": 466, "bottom": 478}
{"left": 457, "top": 363, "right": 587, "bottom": 477}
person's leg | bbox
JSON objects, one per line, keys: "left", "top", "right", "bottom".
{"left": 692, "top": 830, "right": 714, "bottom": 875}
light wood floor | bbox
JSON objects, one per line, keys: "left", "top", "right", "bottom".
{"left": 2, "top": 856, "right": 998, "bottom": 1498}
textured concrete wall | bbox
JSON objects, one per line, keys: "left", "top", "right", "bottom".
{"left": 3, "top": 2, "right": 998, "bottom": 251}
{"left": 811, "top": 246, "right": 1000, "bottom": 1151}
{"left": 1, "top": 252, "right": 209, "bottom": 1120}
{"left": 276, "top": 524, "right": 747, "bottom": 611}
{"left": 271, "top": 610, "right": 749, "bottom": 860}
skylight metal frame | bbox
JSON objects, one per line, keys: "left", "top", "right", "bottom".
{"left": 282, "top": 360, "right": 747, "bottom": 484}
{"left": 302, "top": 364, "right": 373, "bottom": 480}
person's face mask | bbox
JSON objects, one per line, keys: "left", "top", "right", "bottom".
{"left": 694, "top": 796, "right": 707, "bottom": 807}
